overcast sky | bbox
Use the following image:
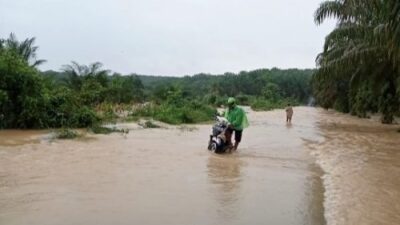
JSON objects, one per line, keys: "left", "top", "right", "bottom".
{"left": 0, "top": 0, "right": 335, "bottom": 76}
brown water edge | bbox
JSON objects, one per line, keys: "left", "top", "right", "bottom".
{"left": 304, "top": 109, "right": 400, "bottom": 225}
{"left": 1, "top": 107, "right": 397, "bottom": 225}
{"left": 0, "top": 130, "right": 48, "bottom": 146}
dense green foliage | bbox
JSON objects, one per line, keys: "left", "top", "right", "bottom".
{"left": 0, "top": 48, "right": 100, "bottom": 128}
{"left": 54, "top": 128, "right": 79, "bottom": 139}
{"left": 130, "top": 88, "right": 218, "bottom": 124}
{"left": 42, "top": 68, "right": 314, "bottom": 125}
{"left": 135, "top": 69, "right": 314, "bottom": 115}
{"left": 0, "top": 49, "right": 48, "bottom": 128}
{"left": 313, "top": 0, "right": 400, "bottom": 123}
{"left": 1, "top": 33, "right": 314, "bottom": 128}
{"left": 0, "top": 35, "right": 144, "bottom": 129}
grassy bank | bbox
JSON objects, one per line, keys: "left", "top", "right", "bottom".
{"left": 130, "top": 101, "right": 217, "bottom": 125}
{"left": 250, "top": 98, "right": 299, "bottom": 111}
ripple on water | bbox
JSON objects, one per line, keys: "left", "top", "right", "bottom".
{"left": 0, "top": 107, "right": 399, "bottom": 225}
{"left": 308, "top": 111, "right": 400, "bottom": 225}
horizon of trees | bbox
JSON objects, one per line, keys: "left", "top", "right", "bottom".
{"left": 1, "top": 33, "right": 314, "bottom": 128}
{"left": 42, "top": 67, "right": 314, "bottom": 105}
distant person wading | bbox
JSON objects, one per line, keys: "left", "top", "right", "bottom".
{"left": 224, "top": 97, "right": 249, "bottom": 151}
{"left": 285, "top": 104, "right": 293, "bottom": 123}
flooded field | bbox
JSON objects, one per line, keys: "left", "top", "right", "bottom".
{"left": 0, "top": 107, "right": 399, "bottom": 225}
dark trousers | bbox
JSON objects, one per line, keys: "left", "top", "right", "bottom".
{"left": 225, "top": 127, "right": 243, "bottom": 144}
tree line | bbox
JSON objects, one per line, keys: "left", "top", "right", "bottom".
{"left": 313, "top": 0, "right": 400, "bottom": 123}
{"left": 0, "top": 33, "right": 313, "bottom": 128}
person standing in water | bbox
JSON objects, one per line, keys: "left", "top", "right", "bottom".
{"left": 224, "top": 97, "right": 249, "bottom": 151}
{"left": 285, "top": 103, "right": 293, "bottom": 123}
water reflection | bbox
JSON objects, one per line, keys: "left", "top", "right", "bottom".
{"left": 207, "top": 154, "right": 243, "bottom": 221}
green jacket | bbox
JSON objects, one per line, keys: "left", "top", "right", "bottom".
{"left": 224, "top": 106, "right": 249, "bottom": 131}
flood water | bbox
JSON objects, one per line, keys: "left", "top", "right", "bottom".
{"left": 0, "top": 107, "right": 399, "bottom": 225}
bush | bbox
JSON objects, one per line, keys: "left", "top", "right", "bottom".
{"left": 235, "top": 94, "right": 253, "bottom": 106}
{"left": 55, "top": 128, "right": 79, "bottom": 139}
{"left": 0, "top": 50, "right": 49, "bottom": 128}
{"left": 131, "top": 100, "right": 216, "bottom": 124}
{"left": 251, "top": 98, "right": 277, "bottom": 111}
{"left": 250, "top": 98, "right": 298, "bottom": 111}
{"left": 206, "top": 94, "right": 217, "bottom": 105}
{"left": 333, "top": 98, "right": 350, "bottom": 113}
{"left": 70, "top": 106, "right": 99, "bottom": 127}
{"left": 139, "top": 120, "right": 161, "bottom": 128}
{"left": 214, "top": 96, "right": 228, "bottom": 107}
{"left": 153, "top": 105, "right": 183, "bottom": 124}
{"left": 89, "top": 125, "right": 126, "bottom": 134}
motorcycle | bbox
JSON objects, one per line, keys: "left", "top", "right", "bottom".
{"left": 207, "top": 116, "right": 231, "bottom": 154}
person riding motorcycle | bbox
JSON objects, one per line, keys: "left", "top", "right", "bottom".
{"left": 224, "top": 97, "right": 249, "bottom": 151}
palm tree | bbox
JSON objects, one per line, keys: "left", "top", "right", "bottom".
{"left": 2, "top": 33, "right": 46, "bottom": 67}
{"left": 314, "top": 0, "right": 400, "bottom": 123}
{"left": 62, "top": 61, "right": 110, "bottom": 90}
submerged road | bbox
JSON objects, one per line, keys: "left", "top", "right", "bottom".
{"left": 0, "top": 107, "right": 399, "bottom": 225}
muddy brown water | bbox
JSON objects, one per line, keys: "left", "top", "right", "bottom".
{"left": 0, "top": 107, "right": 399, "bottom": 225}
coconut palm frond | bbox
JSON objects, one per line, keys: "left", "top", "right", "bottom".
{"left": 32, "top": 59, "right": 47, "bottom": 67}
{"left": 62, "top": 61, "right": 110, "bottom": 90}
